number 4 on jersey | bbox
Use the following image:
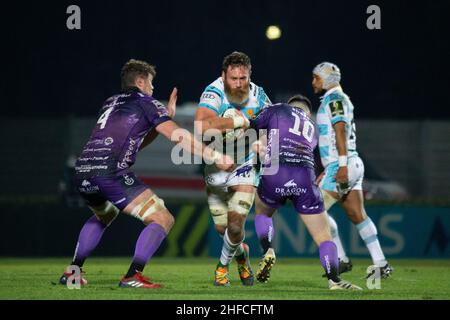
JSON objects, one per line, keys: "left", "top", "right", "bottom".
{"left": 97, "top": 107, "right": 113, "bottom": 129}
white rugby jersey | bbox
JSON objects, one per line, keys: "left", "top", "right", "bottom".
{"left": 316, "top": 86, "right": 358, "bottom": 168}
{"left": 198, "top": 77, "right": 270, "bottom": 119}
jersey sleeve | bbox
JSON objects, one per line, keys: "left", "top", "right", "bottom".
{"left": 257, "top": 86, "right": 272, "bottom": 108}
{"left": 198, "top": 90, "right": 222, "bottom": 115}
{"left": 326, "top": 99, "right": 348, "bottom": 125}
{"left": 250, "top": 105, "right": 272, "bottom": 130}
{"left": 141, "top": 98, "right": 172, "bottom": 127}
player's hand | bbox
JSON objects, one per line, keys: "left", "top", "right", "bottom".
{"left": 167, "top": 87, "right": 177, "bottom": 118}
{"left": 335, "top": 166, "right": 350, "bottom": 196}
{"left": 252, "top": 140, "right": 267, "bottom": 158}
{"left": 226, "top": 109, "right": 250, "bottom": 129}
{"left": 335, "top": 166, "right": 348, "bottom": 184}
{"left": 315, "top": 171, "right": 325, "bottom": 185}
{"left": 215, "top": 154, "right": 235, "bottom": 172}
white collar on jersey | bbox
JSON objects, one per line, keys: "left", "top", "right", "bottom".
{"left": 320, "top": 85, "right": 343, "bottom": 102}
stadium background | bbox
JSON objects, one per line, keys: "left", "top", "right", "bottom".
{"left": 1, "top": 0, "right": 449, "bottom": 262}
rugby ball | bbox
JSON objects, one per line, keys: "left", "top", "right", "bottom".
{"left": 222, "top": 108, "right": 246, "bottom": 141}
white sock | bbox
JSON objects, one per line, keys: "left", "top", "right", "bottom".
{"left": 219, "top": 229, "right": 240, "bottom": 266}
{"left": 328, "top": 215, "right": 349, "bottom": 262}
{"left": 234, "top": 243, "right": 244, "bottom": 257}
{"left": 356, "top": 218, "right": 386, "bottom": 266}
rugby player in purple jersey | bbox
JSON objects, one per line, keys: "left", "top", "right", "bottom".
{"left": 251, "top": 95, "right": 361, "bottom": 290}
{"left": 59, "top": 59, "right": 233, "bottom": 289}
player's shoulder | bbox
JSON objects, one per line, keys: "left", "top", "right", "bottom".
{"left": 323, "top": 90, "right": 347, "bottom": 105}
{"left": 202, "top": 77, "right": 225, "bottom": 97}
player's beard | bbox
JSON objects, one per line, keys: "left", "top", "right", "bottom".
{"left": 314, "top": 87, "right": 326, "bottom": 96}
{"left": 224, "top": 82, "right": 249, "bottom": 105}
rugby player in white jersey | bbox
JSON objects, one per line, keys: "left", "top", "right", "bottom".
{"left": 195, "top": 52, "right": 271, "bottom": 286}
{"left": 313, "top": 62, "right": 393, "bottom": 279}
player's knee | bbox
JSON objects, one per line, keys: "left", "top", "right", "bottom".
{"left": 227, "top": 221, "right": 242, "bottom": 238}
{"left": 90, "top": 201, "right": 119, "bottom": 226}
{"left": 130, "top": 194, "right": 167, "bottom": 224}
{"left": 321, "top": 189, "right": 337, "bottom": 210}
{"left": 228, "top": 192, "right": 254, "bottom": 217}
{"left": 346, "top": 208, "right": 366, "bottom": 224}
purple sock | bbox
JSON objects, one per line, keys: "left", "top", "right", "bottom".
{"left": 319, "top": 240, "right": 340, "bottom": 282}
{"left": 129, "top": 223, "right": 167, "bottom": 272}
{"left": 255, "top": 214, "right": 274, "bottom": 253}
{"left": 72, "top": 215, "right": 107, "bottom": 267}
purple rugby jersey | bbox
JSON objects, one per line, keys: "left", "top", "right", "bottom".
{"left": 75, "top": 88, "right": 171, "bottom": 177}
{"left": 251, "top": 103, "right": 324, "bottom": 214}
{"left": 251, "top": 103, "right": 318, "bottom": 168}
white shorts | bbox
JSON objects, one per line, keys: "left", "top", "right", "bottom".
{"left": 204, "top": 159, "right": 258, "bottom": 191}
{"left": 319, "top": 156, "right": 364, "bottom": 193}
{"left": 204, "top": 160, "right": 258, "bottom": 226}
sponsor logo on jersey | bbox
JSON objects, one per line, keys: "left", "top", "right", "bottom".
{"left": 79, "top": 180, "right": 99, "bottom": 193}
{"left": 104, "top": 137, "right": 114, "bottom": 145}
{"left": 123, "top": 174, "right": 134, "bottom": 186}
{"left": 202, "top": 93, "right": 216, "bottom": 100}
{"left": 275, "top": 187, "right": 307, "bottom": 196}
{"left": 284, "top": 179, "right": 297, "bottom": 188}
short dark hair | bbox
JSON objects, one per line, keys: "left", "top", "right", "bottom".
{"left": 222, "top": 51, "right": 252, "bottom": 73}
{"left": 121, "top": 59, "right": 156, "bottom": 90}
{"left": 287, "top": 94, "right": 312, "bottom": 113}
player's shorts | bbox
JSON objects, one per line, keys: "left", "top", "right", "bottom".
{"left": 74, "top": 172, "right": 148, "bottom": 210}
{"left": 257, "top": 165, "right": 324, "bottom": 214}
{"left": 319, "top": 156, "right": 364, "bottom": 193}
{"left": 204, "top": 159, "right": 258, "bottom": 190}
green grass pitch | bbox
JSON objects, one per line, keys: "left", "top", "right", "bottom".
{"left": 0, "top": 258, "right": 449, "bottom": 300}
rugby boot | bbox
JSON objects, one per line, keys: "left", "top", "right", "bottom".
{"left": 256, "top": 248, "right": 276, "bottom": 283}
{"left": 119, "top": 272, "right": 162, "bottom": 288}
{"left": 214, "top": 264, "right": 230, "bottom": 286}
{"left": 236, "top": 243, "right": 254, "bottom": 286}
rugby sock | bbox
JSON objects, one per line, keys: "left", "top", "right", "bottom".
{"left": 328, "top": 215, "right": 349, "bottom": 263}
{"left": 219, "top": 229, "right": 240, "bottom": 266}
{"left": 126, "top": 223, "right": 167, "bottom": 278}
{"left": 356, "top": 218, "right": 387, "bottom": 267}
{"left": 71, "top": 215, "right": 107, "bottom": 268}
{"left": 319, "top": 240, "right": 340, "bottom": 282}
{"left": 234, "top": 243, "right": 246, "bottom": 262}
{"left": 255, "top": 214, "right": 274, "bottom": 253}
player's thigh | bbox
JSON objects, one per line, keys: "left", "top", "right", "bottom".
{"left": 206, "top": 186, "right": 229, "bottom": 232}
{"left": 75, "top": 177, "right": 119, "bottom": 225}
{"left": 228, "top": 184, "right": 255, "bottom": 214}
{"left": 123, "top": 188, "right": 173, "bottom": 229}
{"left": 340, "top": 189, "right": 367, "bottom": 223}
{"left": 299, "top": 212, "right": 332, "bottom": 245}
{"left": 255, "top": 193, "right": 276, "bottom": 217}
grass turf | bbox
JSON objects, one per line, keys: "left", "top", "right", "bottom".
{"left": 0, "top": 257, "right": 449, "bottom": 300}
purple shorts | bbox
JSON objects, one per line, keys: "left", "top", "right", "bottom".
{"left": 75, "top": 172, "right": 148, "bottom": 210}
{"left": 257, "top": 165, "right": 324, "bottom": 214}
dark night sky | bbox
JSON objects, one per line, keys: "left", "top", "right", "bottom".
{"left": 2, "top": 0, "right": 449, "bottom": 119}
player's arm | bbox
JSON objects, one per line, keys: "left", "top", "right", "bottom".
{"left": 155, "top": 119, "right": 234, "bottom": 171}
{"left": 196, "top": 91, "right": 248, "bottom": 134}
{"left": 195, "top": 107, "right": 234, "bottom": 133}
{"left": 139, "top": 129, "right": 159, "bottom": 151}
{"left": 139, "top": 88, "right": 177, "bottom": 151}
{"left": 329, "top": 100, "right": 349, "bottom": 185}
